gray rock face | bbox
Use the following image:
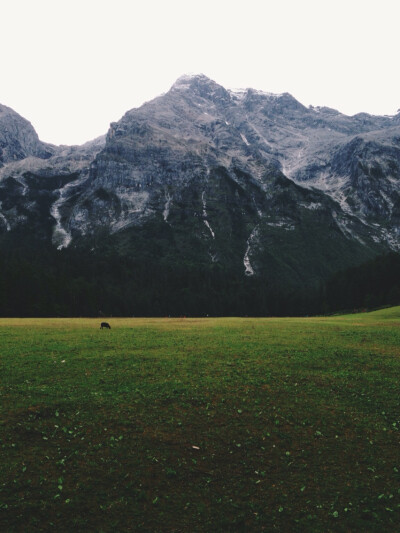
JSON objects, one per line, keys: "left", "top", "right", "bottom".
{"left": 0, "top": 75, "right": 399, "bottom": 284}
{"left": 0, "top": 104, "right": 55, "bottom": 165}
{"left": 0, "top": 128, "right": 105, "bottom": 244}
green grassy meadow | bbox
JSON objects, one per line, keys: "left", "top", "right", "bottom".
{"left": 1, "top": 309, "right": 400, "bottom": 532}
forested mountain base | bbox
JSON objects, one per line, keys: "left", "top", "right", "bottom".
{"left": 325, "top": 252, "right": 400, "bottom": 312}
{"left": 0, "top": 240, "right": 316, "bottom": 317}
{"left": 0, "top": 231, "right": 399, "bottom": 317}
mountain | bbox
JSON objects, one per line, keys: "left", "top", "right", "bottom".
{"left": 0, "top": 74, "right": 399, "bottom": 303}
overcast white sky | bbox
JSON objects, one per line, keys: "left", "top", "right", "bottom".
{"left": 1, "top": 0, "right": 399, "bottom": 145}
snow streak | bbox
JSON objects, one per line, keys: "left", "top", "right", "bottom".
{"left": 51, "top": 175, "right": 88, "bottom": 249}
{"left": 163, "top": 192, "right": 172, "bottom": 223}
{"left": 243, "top": 226, "right": 258, "bottom": 276}
{"left": 240, "top": 133, "right": 250, "bottom": 146}
{"left": 202, "top": 191, "right": 215, "bottom": 239}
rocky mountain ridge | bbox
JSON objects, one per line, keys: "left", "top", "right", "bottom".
{"left": 0, "top": 104, "right": 56, "bottom": 165}
{"left": 0, "top": 74, "right": 399, "bottom": 287}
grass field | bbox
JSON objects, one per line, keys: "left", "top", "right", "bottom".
{"left": 1, "top": 308, "right": 400, "bottom": 532}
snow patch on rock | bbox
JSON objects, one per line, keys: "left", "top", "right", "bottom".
{"left": 163, "top": 192, "right": 172, "bottom": 223}
{"left": 244, "top": 226, "right": 258, "bottom": 276}
{"left": 51, "top": 174, "right": 89, "bottom": 249}
{"left": 299, "top": 202, "right": 323, "bottom": 210}
{"left": 266, "top": 220, "right": 295, "bottom": 231}
{"left": 202, "top": 191, "right": 215, "bottom": 239}
{"left": 240, "top": 133, "right": 250, "bottom": 146}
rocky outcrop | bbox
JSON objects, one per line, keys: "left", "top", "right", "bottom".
{"left": 0, "top": 104, "right": 55, "bottom": 166}
{"left": 0, "top": 130, "right": 105, "bottom": 244}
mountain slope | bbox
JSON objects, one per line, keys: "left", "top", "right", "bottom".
{"left": 0, "top": 74, "right": 399, "bottom": 290}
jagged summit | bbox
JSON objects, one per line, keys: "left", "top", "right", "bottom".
{"left": 170, "top": 73, "right": 223, "bottom": 93}
{"left": 170, "top": 74, "right": 300, "bottom": 109}
{"left": 169, "top": 73, "right": 231, "bottom": 104}
{"left": 171, "top": 73, "right": 212, "bottom": 87}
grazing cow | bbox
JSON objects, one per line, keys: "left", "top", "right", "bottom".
{"left": 100, "top": 322, "right": 111, "bottom": 329}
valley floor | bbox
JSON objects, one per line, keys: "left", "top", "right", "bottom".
{"left": 1, "top": 309, "right": 400, "bottom": 531}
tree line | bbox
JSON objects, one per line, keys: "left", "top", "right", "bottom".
{"left": 0, "top": 234, "right": 399, "bottom": 317}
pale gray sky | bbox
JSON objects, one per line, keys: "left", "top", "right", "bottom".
{"left": 1, "top": 0, "right": 399, "bottom": 145}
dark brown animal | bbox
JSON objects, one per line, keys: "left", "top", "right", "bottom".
{"left": 100, "top": 322, "right": 111, "bottom": 329}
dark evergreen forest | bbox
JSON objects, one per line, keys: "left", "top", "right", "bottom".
{"left": 0, "top": 231, "right": 399, "bottom": 317}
